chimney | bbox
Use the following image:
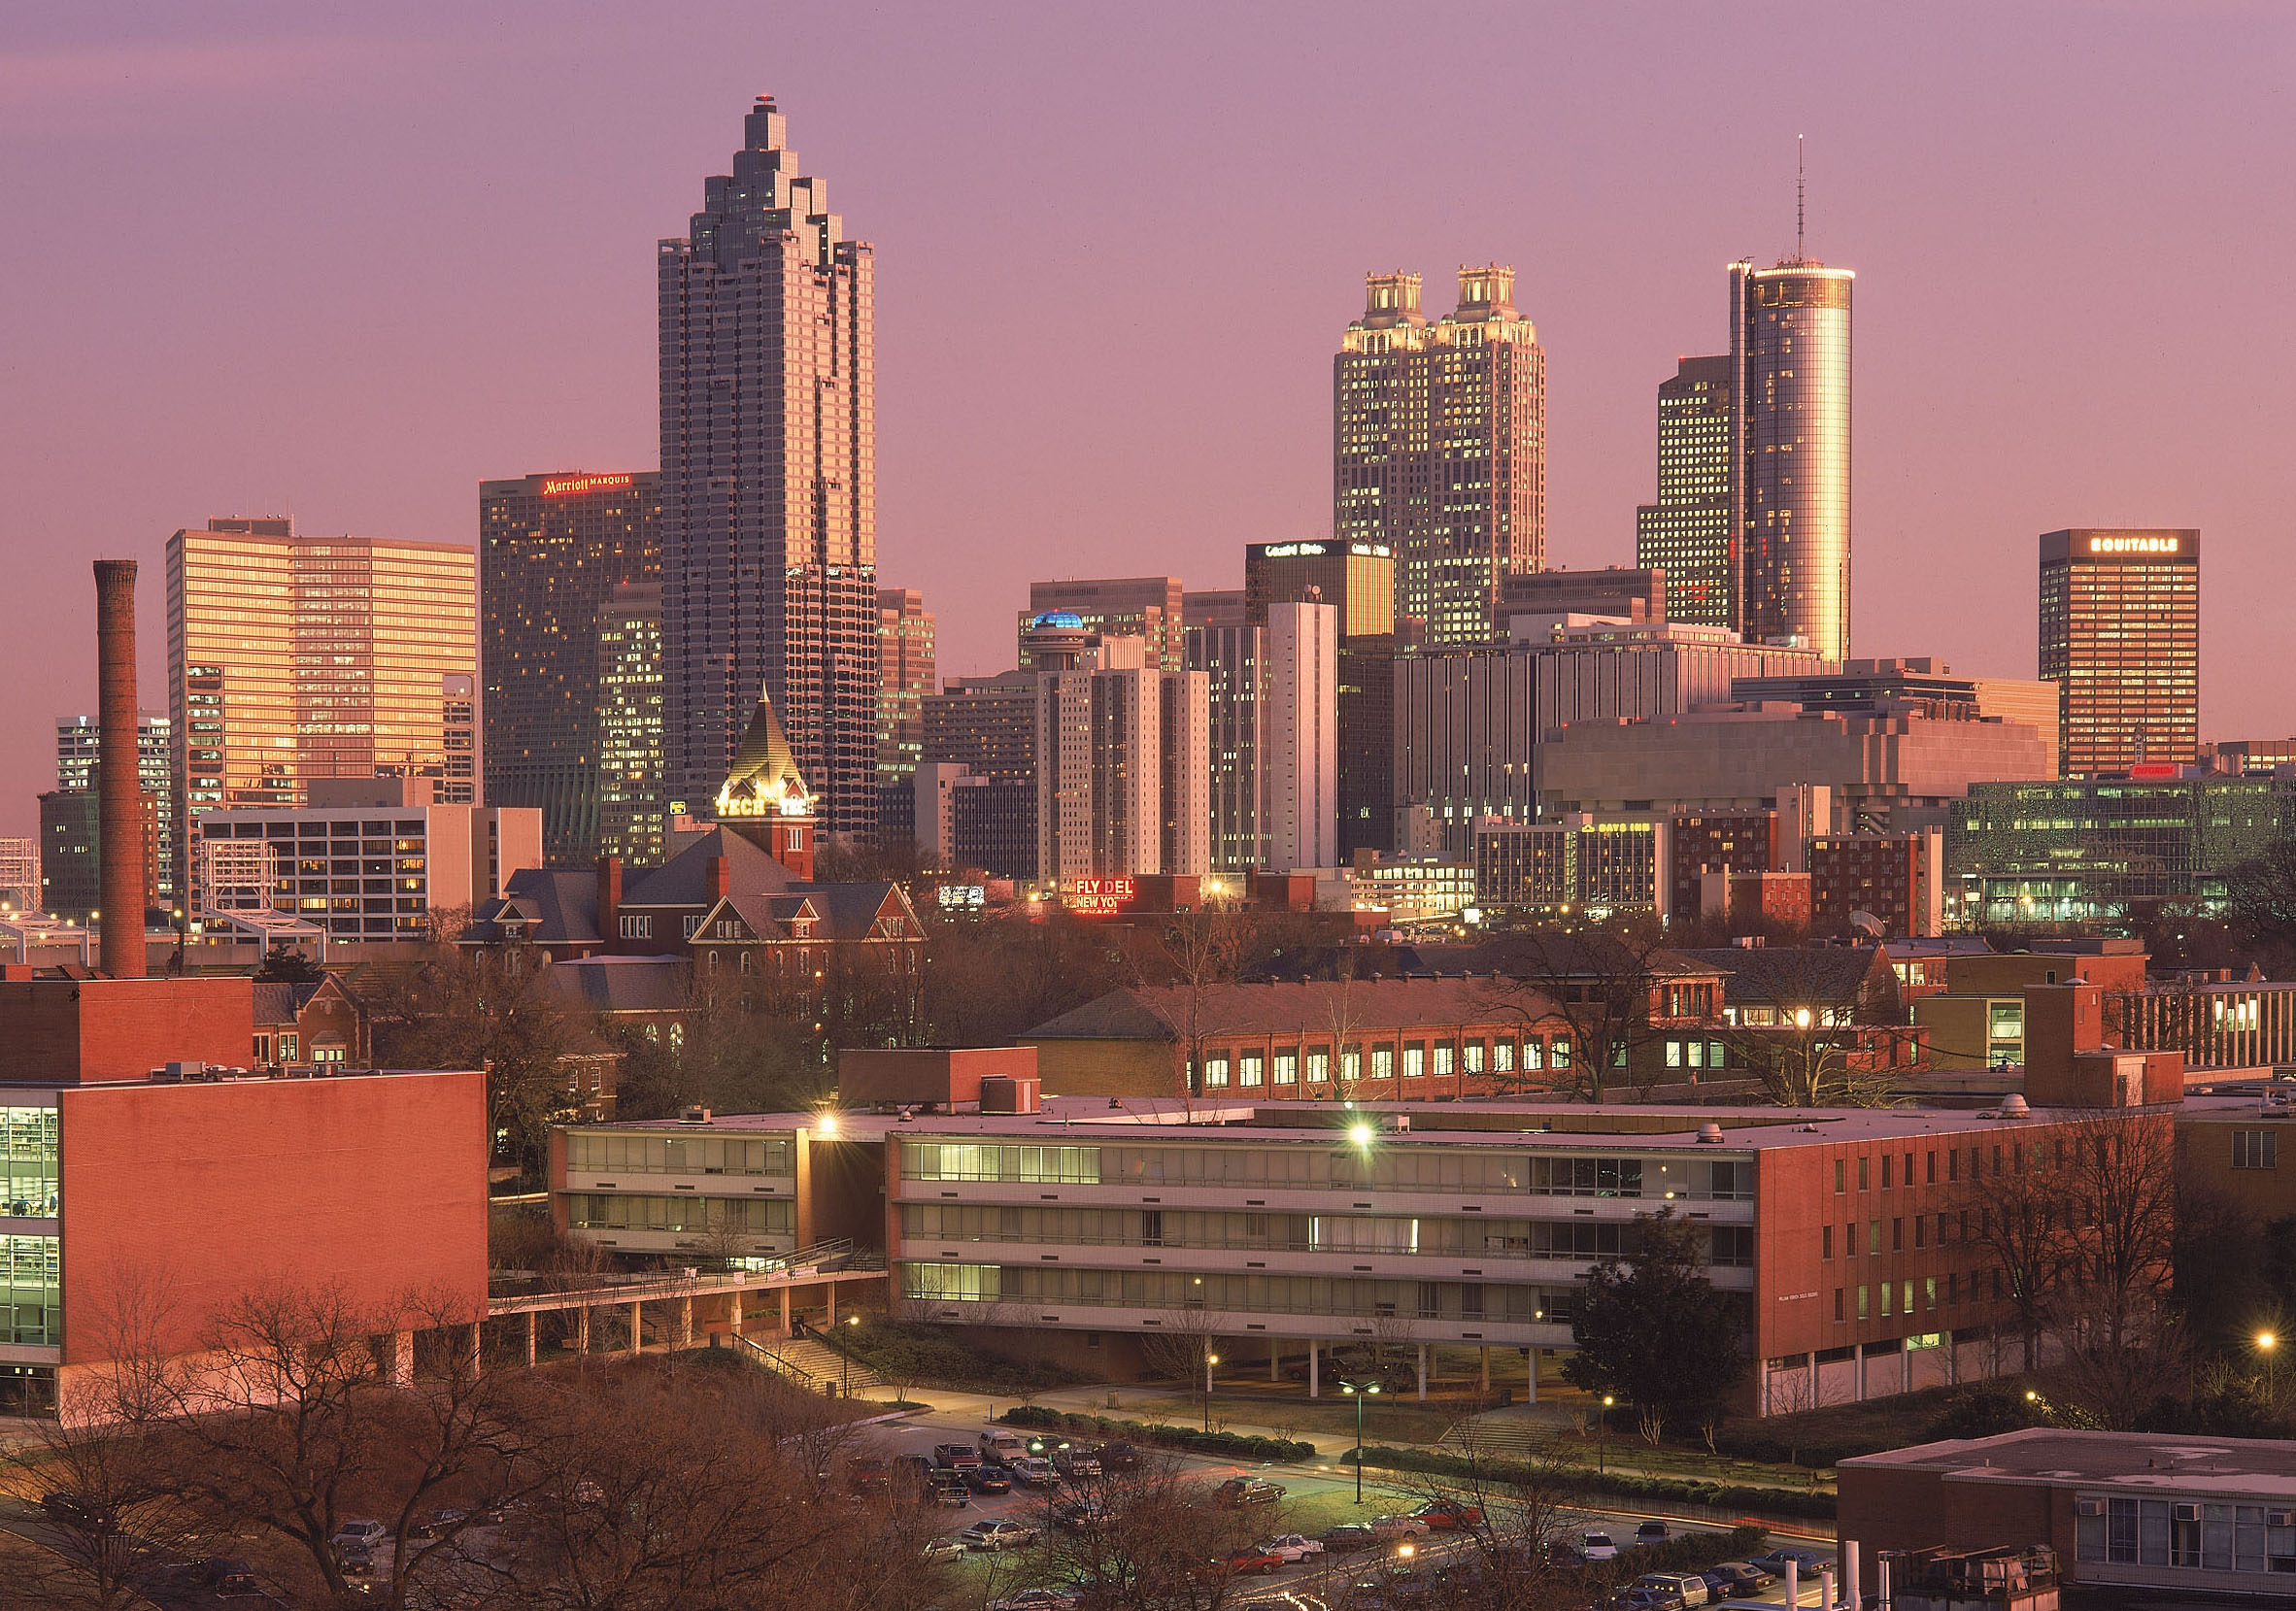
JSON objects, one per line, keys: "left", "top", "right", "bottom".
{"left": 94, "top": 560, "right": 145, "bottom": 979}
{"left": 708, "top": 856, "right": 731, "bottom": 903}
{"left": 596, "top": 856, "right": 623, "bottom": 942}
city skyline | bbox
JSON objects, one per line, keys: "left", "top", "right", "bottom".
{"left": 6, "top": 4, "right": 2294, "bottom": 833}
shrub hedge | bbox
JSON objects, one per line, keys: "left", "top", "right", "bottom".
{"left": 996, "top": 1405, "right": 1314, "bottom": 1462}
{"left": 1339, "top": 1444, "right": 1838, "bottom": 1521}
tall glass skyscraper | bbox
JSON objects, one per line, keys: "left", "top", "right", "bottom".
{"left": 1335, "top": 266, "right": 1545, "bottom": 647}
{"left": 2039, "top": 528, "right": 2201, "bottom": 778}
{"left": 660, "top": 96, "right": 877, "bottom": 839}
{"left": 1729, "top": 259, "right": 1853, "bottom": 660}
{"left": 1635, "top": 354, "right": 1733, "bottom": 629}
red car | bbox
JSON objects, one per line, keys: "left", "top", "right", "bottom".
{"left": 1199, "top": 1549, "right": 1286, "bottom": 1579}
{"left": 1412, "top": 1500, "right": 1484, "bottom": 1531}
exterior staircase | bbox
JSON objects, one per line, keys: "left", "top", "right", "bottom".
{"left": 1434, "top": 1409, "right": 1555, "bottom": 1463}
{"left": 741, "top": 1332, "right": 886, "bottom": 1394}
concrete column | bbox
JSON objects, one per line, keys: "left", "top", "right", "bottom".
{"left": 1415, "top": 1343, "right": 1428, "bottom": 1401}
{"left": 390, "top": 1329, "right": 414, "bottom": 1388}
{"left": 524, "top": 1311, "right": 537, "bottom": 1368}
{"left": 1525, "top": 1347, "right": 1538, "bottom": 1404}
{"left": 678, "top": 1296, "right": 693, "bottom": 1348}
{"left": 779, "top": 1287, "right": 793, "bottom": 1333}
{"left": 825, "top": 1281, "right": 837, "bottom": 1326}
{"left": 1269, "top": 1344, "right": 1281, "bottom": 1383}
{"left": 627, "top": 1300, "right": 642, "bottom": 1355}
{"left": 1478, "top": 1347, "right": 1490, "bottom": 1393}
{"left": 728, "top": 1289, "right": 743, "bottom": 1337}
{"left": 1307, "top": 1339, "right": 1319, "bottom": 1398}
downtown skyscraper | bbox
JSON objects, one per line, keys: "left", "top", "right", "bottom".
{"left": 1634, "top": 355, "right": 1733, "bottom": 629}
{"left": 1730, "top": 257, "right": 1854, "bottom": 660}
{"left": 1335, "top": 266, "right": 1545, "bottom": 648}
{"left": 2040, "top": 528, "right": 2201, "bottom": 777}
{"left": 660, "top": 96, "right": 877, "bottom": 839}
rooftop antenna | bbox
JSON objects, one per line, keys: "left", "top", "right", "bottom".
{"left": 1795, "top": 134, "right": 1806, "bottom": 262}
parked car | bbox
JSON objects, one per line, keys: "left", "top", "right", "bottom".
{"left": 334, "top": 1543, "right": 376, "bottom": 1577}
{"left": 411, "top": 1507, "right": 467, "bottom": 1539}
{"left": 1703, "top": 1563, "right": 1773, "bottom": 1596}
{"left": 1010, "top": 1457, "right": 1062, "bottom": 1490}
{"left": 1751, "top": 1548, "right": 1827, "bottom": 1580}
{"left": 933, "top": 1442, "right": 983, "bottom": 1471}
{"left": 979, "top": 1429, "right": 1029, "bottom": 1465}
{"left": 1052, "top": 1498, "right": 1110, "bottom": 1533}
{"left": 1544, "top": 1539, "right": 1587, "bottom": 1568}
{"left": 1051, "top": 1445, "right": 1102, "bottom": 1479}
{"left": 1321, "top": 1523, "right": 1377, "bottom": 1552}
{"left": 1582, "top": 1530, "right": 1620, "bottom": 1561}
{"left": 922, "top": 1535, "right": 965, "bottom": 1563}
{"left": 331, "top": 1520, "right": 388, "bottom": 1550}
{"left": 1221, "top": 1547, "right": 1287, "bottom": 1576}
{"left": 1261, "top": 1533, "right": 1326, "bottom": 1562}
{"left": 1637, "top": 1521, "right": 1673, "bottom": 1546}
{"left": 1411, "top": 1500, "right": 1482, "bottom": 1531}
{"left": 962, "top": 1518, "right": 1041, "bottom": 1552}
{"left": 1368, "top": 1514, "right": 1431, "bottom": 1540}
{"left": 1211, "top": 1477, "right": 1286, "bottom": 1507}
{"left": 967, "top": 1464, "right": 1014, "bottom": 1494}
{"left": 39, "top": 1493, "right": 113, "bottom": 1532}
{"left": 989, "top": 1592, "right": 1077, "bottom": 1611}
{"left": 193, "top": 1558, "right": 260, "bottom": 1594}
{"left": 928, "top": 1472, "right": 972, "bottom": 1509}
{"left": 1638, "top": 1572, "right": 1709, "bottom": 1608}
{"left": 1098, "top": 1442, "right": 1141, "bottom": 1471}
{"left": 845, "top": 1456, "right": 893, "bottom": 1494}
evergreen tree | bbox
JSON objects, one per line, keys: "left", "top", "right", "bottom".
{"left": 1562, "top": 1206, "right": 1746, "bottom": 1426}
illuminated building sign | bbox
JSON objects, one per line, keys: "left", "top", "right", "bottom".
{"left": 1256, "top": 541, "right": 1392, "bottom": 559}
{"left": 2087, "top": 535, "right": 2180, "bottom": 554}
{"left": 1064, "top": 877, "right": 1137, "bottom": 917}
{"left": 937, "top": 885, "right": 987, "bottom": 911}
{"left": 541, "top": 473, "right": 635, "bottom": 499}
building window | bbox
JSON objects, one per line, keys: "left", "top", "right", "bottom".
{"left": 2234, "top": 1130, "right": 2279, "bottom": 1170}
{"left": 1493, "top": 1040, "right": 1515, "bottom": 1073}
{"left": 1835, "top": 1158, "right": 1846, "bottom": 1193}
{"left": 1238, "top": 1052, "right": 1264, "bottom": 1088}
{"left": 1305, "top": 1049, "right": 1330, "bottom": 1084}
{"left": 1431, "top": 1043, "right": 1454, "bottom": 1079}
{"left": 1834, "top": 1288, "right": 1844, "bottom": 1322}
{"left": 1402, "top": 1044, "right": 1425, "bottom": 1079}
{"left": 1204, "top": 1055, "right": 1230, "bottom": 1089}
{"left": 1822, "top": 1225, "right": 1834, "bottom": 1259}
{"left": 620, "top": 915, "right": 651, "bottom": 939}
{"left": 1271, "top": 1050, "right": 1298, "bottom": 1087}
{"left": 1869, "top": 1220, "right": 1881, "bottom": 1257}
{"left": 1857, "top": 1285, "right": 1870, "bottom": 1322}
{"left": 1881, "top": 1156, "right": 1893, "bottom": 1190}
{"left": 1463, "top": 1041, "right": 1484, "bottom": 1074}
{"left": 1371, "top": 1045, "right": 1395, "bottom": 1081}
{"left": 1858, "top": 1156, "right": 1870, "bottom": 1190}
{"left": 1880, "top": 1282, "right": 1893, "bottom": 1318}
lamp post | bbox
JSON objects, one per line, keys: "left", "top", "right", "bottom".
{"left": 1339, "top": 1380, "right": 1381, "bottom": 1502}
{"left": 1598, "top": 1394, "right": 1614, "bottom": 1473}
{"left": 843, "top": 1313, "right": 859, "bottom": 1397}
{"left": 1204, "top": 1352, "right": 1221, "bottom": 1430}
{"left": 2259, "top": 1331, "right": 2279, "bottom": 1402}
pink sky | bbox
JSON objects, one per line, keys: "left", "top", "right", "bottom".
{"left": 4, "top": 1, "right": 2292, "bottom": 836}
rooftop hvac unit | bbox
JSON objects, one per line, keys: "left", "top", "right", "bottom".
{"left": 2173, "top": 1503, "right": 2200, "bottom": 1522}
{"left": 2266, "top": 1510, "right": 2295, "bottom": 1527}
{"left": 678, "top": 1105, "right": 712, "bottom": 1124}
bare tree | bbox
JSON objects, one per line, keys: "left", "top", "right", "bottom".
{"left": 1138, "top": 1307, "right": 1222, "bottom": 1426}
{"left": 1146, "top": 903, "right": 1257, "bottom": 1104}
{"left": 1384, "top": 1440, "right": 1586, "bottom": 1611}
{"left": 1016, "top": 1454, "right": 1262, "bottom": 1611}
{"left": 1478, "top": 918, "right": 1677, "bottom": 1102}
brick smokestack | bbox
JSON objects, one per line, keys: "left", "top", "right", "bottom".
{"left": 94, "top": 559, "right": 146, "bottom": 979}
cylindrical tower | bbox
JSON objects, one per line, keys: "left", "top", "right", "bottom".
{"left": 93, "top": 558, "right": 146, "bottom": 978}
{"left": 1730, "top": 260, "right": 1854, "bottom": 661}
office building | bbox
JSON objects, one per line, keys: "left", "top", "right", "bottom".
{"left": 2205, "top": 738, "right": 2296, "bottom": 776}
{"left": 1182, "top": 589, "right": 1247, "bottom": 630}
{"left": 1265, "top": 601, "right": 1339, "bottom": 872}
{"left": 922, "top": 672, "right": 1037, "bottom": 784}
{"left": 1671, "top": 811, "right": 1792, "bottom": 920}
{"left": 193, "top": 778, "right": 539, "bottom": 944}
{"left": 1336, "top": 266, "right": 1546, "bottom": 646}
{"left": 0, "top": 840, "right": 36, "bottom": 915}
{"left": 36, "top": 792, "right": 103, "bottom": 923}
{"left": 1018, "top": 578, "right": 1185, "bottom": 672}
{"left": 478, "top": 471, "right": 662, "bottom": 866}
{"left": 1187, "top": 623, "right": 1268, "bottom": 873}
{"left": 1636, "top": 355, "right": 1734, "bottom": 627}
{"left": 1947, "top": 774, "right": 2293, "bottom": 927}
{"left": 594, "top": 584, "right": 665, "bottom": 867}
{"left": 1245, "top": 541, "right": 1400, "bottom": 861}
{"left": 1030, "top": 617, "right": 1208, "bottom": 883}
{"left": 913, "top": 762, "right": 1036, "bottom": 880}
{"left": 876, "top": 587, "right": 936, "bottom": 845}
{"left": 1808, "top": 829, "right": 1944, "bottom": 938}
{"left": 1500, "top": 566, "right": 1669, "bottom": 631}
{"left": 53, "top": 712, "right": 175, "bottom": 911}
{"left": 660, "top": 97, "right": 877, "bottom": 841}
{"left": 165, "top": 517, "right": 479, "bottom": 895}
{"left": 1731, "top": 258, "right": 1855, "bottom": 658}
{"left": 1474, "top": 817, "right": 1670, "bottom": 915}
{"left": 1732, "top": 658, "right": 2062, "bottom": 781}
{"left": 2039, "top": 528, "right": 2200, "bottom": 777}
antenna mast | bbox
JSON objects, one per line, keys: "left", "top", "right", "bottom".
{"left": 1796, "top": 134, "right": 1806, "bottom": 262}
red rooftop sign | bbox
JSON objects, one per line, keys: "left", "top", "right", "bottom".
{"left": 541, "top": 473, "right": 634, "bottom": 498}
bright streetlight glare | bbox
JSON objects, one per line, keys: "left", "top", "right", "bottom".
{"left": 2258, "top": 1331, "right": 2279, "bottom": 1351}
{"left": 1350, "top": 1123, "right": 1374, "bottom": 1146}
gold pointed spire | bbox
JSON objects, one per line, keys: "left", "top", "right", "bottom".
{"left": 714, "top": 684, "right": 813, "bottom": 820}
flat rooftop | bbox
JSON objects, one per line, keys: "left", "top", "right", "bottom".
{"left": 1843, "top": 1428, "right": 2296, "bottom": 1494}
{"left": 577, "top": 1096, "right": 2145, "bottom": 1152}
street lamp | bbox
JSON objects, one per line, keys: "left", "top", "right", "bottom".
{"left": 2259, "top": 1331, "right": 2279, "bottom": 1401}
{"left": 1204, "top": 1352, "right": 1221, "bottom": 1430}
{"left": 1339, "top": 1380, "right": 1382, "bottom": 1502}
{"left": 1598, "top": 1394, "right": 1614, "bottom": 1473}
{"left": 843, "top": 1313, "right": 860, "bottom": 1396}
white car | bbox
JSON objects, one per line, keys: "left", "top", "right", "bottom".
{"left": 1260, "top": 1533, "right": 1326, "bottom": 1563}
{"left": 921, "top": 1536, "right": 964, "bottom": 1563}
{"left": 963, "top": 1518, "right": 1041, "bottom": 1552}
{"left": 1371, "top": 1514, "right": 1432, "bottom": 1536}
{"left": 1583, "top": 1530, "right": 1620, "bottom": 1561}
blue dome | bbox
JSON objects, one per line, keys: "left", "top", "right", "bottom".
{"left": 1030, "top": 611, "right": 1087, "bottom": 630}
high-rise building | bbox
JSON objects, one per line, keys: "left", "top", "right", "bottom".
{"left": 1500, "top": 567, "right": 1669, "bottom": 633}
{"left": 1335, "top": 266, "right": 1545, "bottom": 647}
{"left": 479, "top": 471, "right": 662, "bottom": 866}
{"left": 1264, "top": 601, "right": 1339, "bottom": 872}
{"left": 165, "top": 517, "right": 477, "bottom": 896}
{"left": 660, "top": 97, "right": 877, "bottom": 841}
{"left": 1635, "top": 354, "right": 1733, "bottom": 628}
{"left": 2039, "top": 529, "right": 2201, "bottom": 777}
{"left": 1030, "top": 616, "right": 1207, "bottom": 883}
{"left": 1245, "top": 540, "right": 1400, "bottom": 860}
{"left": 1018, "top": 578, "right": 1185, "bottom": 671}
{"left": 1187, "top": 623, "right": 1268, "bottom": 873}
{"left": 0, "top": 838, "right": 37, "bottom": 915}
{"left": 877, "top": 587, "right": 936, "bottom": 842}
{"left": 596, "top": 584, "right": 665, "bottom": 866}
{"left": 55, "top": 712, "right": 175, "bottom": 908}
{"left": 1730, "top": 259, "right": 1854, "bottom": 659}
{"left": 1182, "top": 589, "right": 1247, "bottom": 630}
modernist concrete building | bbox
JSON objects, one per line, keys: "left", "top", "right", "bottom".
{"left": 660, "top": 97, "right": 878, "bottom": 841}
{"left": 479, "top": 471, "right": 662, "bottom": 865}
{"left": 2040, "top": 528, "right": 2200, "bottom": 777}
{"left": 1336, "top": 267, "right": 1545, "bottom": 646}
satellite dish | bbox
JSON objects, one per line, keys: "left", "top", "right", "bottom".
{"left": 1848, "top": 910, "right": 1885, "bottom": 938}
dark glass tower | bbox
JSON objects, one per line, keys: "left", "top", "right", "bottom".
{"left": 1635, "top": 355, "right": 1733, "bottom": 629}
{"left": 480, "top": 472, "right": 661, "bottom": 864}
{"left": 660, "top": 96, "right": 878, "bottom": 840}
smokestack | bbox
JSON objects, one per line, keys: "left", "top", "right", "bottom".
{"left": 94, "top": 559, "right": 145, "bottom": 979}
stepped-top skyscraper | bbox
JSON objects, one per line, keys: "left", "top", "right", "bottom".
{"left": 1635, "top": 355, "right": 1733, "bottom": 629}
{"left": 1730, "top": 255, "right": 1853, "bottom": 660}
{"left": 660, "top": 96, "right": 877, "bottom": 839}
{"left": 1335, "top": 266, "right": 1545, "bottom": 647}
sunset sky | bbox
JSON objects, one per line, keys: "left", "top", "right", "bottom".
{"left": 4, "top": 1, "right": 2292, "bottom": 833}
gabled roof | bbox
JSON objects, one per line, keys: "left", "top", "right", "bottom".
{"left": 464, "top": 869, "right": 601, "bottom": 946}
{"left": 546, "top": 954, "right": 692, "bottom": 1015}
{"left": 251, "top": 980, "right": 323, "bottom": 1026}
{"left": 622, "top": 827, "right": 800, "bottom": 908}
{"left": 709, "top": 892, "right": 820, "bottom": 937}
{"left": 1672, "top": 945, "right": 1892, "bottom": 1009}
{"left": 1025, "top": 975, "right": 1557, "bottom": 1043}
{"left": 796, "top": 880, "right": 916, "bottom": 944}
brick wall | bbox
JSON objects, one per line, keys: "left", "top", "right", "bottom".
{"left": 0, "top": 976, "right": 253, "bottom": 1084}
